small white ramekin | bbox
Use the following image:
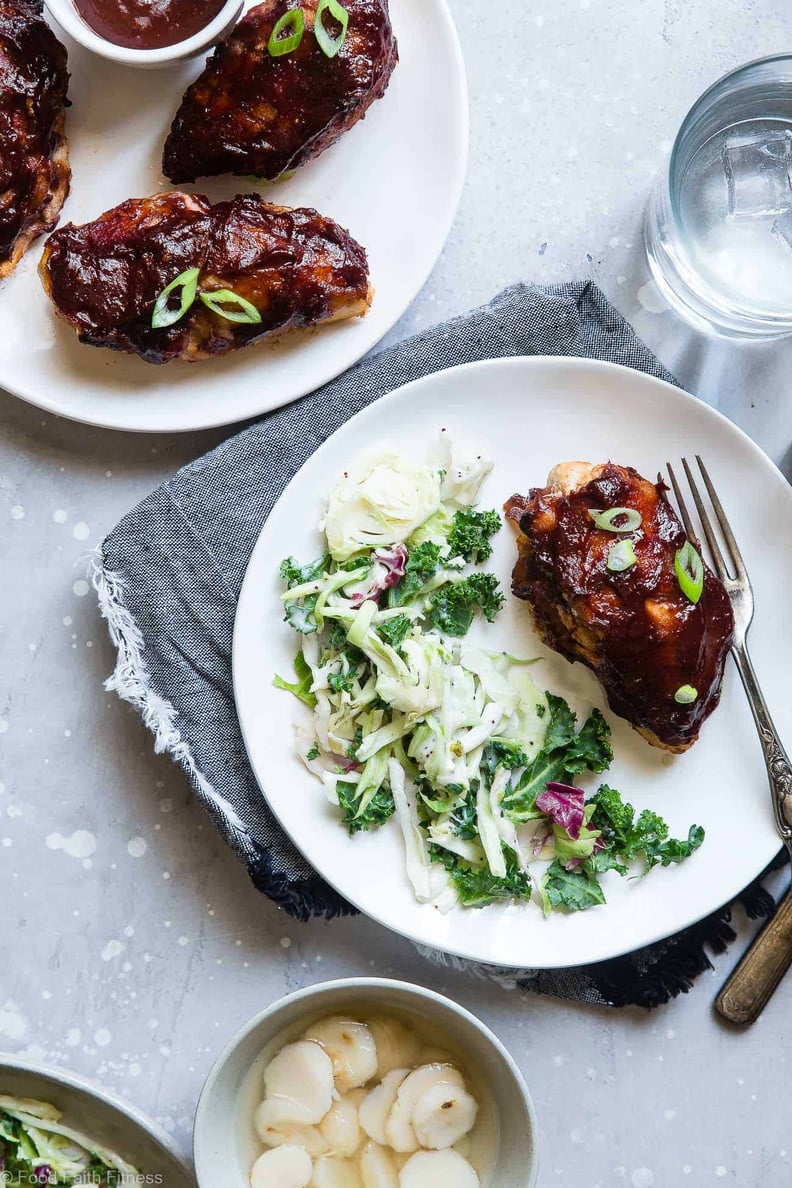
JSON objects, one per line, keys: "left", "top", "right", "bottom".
{"left": 44, "top": 0, "right": 243, "bottom": 68}
{"left": 194, "top": 977, "right": 540, "bottom": 1188}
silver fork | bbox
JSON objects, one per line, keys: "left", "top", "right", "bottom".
{"left": 668, "top": 457, "right": 792, "bottom": 1025}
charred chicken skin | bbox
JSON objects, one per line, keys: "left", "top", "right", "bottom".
{"left": 0, "top": 0, "right": 69, "bottom": 280}
{"left": 506, "top": 462, "right": 734, "bottom": 754}
{"left": 162, "top": 0, "right": 398, "bottom": 184}
{"left": 39, "top": 192, "right": 373, "bottom": 365}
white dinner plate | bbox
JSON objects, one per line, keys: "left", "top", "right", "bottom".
{"left": 234, "top": 357, "right": 791, "bottom": 969}
{"left": 1, "top": 0, "right": 467, "bottom": 433}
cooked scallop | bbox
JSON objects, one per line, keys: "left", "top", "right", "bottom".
{"left": 311, "top": 1155, "right": 363, "bottom": 1188}
{"left": 367, "top": 1018, "right": 422, "bottom": 1078}
{"left": 359, "top": 1141, "right": 399, "bottom": 1188}
{"left": 254, "top": 1099, "right": 329, "bottom": 1156}
{"left": 417, "top": 1048, "right": 453, "bottom": 1066}
{"left": 412, "top": 1082, "right": 478, "bottom": 1150}
{"left": 398, "top": 1149, "right": 480, "bottom": 1187}
{"left": 319, "top": 1096, "right": 361, "bottom": 1158}
{"left": 385, "top": 1066, "right": 464, "bottom": 1154}
{"left": 250, "top": 1146, "right": 313, "bottom": 1188}
{"left": 359, "top": 1069, "right": 410, "bottom": 1147}
{"left": 303, "top": 1018, "right": 379, "bottom": 1092}
{"left": 263, "top": 1041, "right": 335, "bottom": 1123}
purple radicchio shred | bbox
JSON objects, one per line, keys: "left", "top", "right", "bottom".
{"left": 535, "top": 781, "right": 586, "bottom": 840}
{"left": 34, "top": 1166, "right": 52, "bottom": 1184}
{"left": 350, "top": 545, "right": 408, "bottom": 607}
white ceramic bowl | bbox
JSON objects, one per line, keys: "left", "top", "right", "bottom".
{"left": 44, "top": 0, "right": 243, "bottom": 67}
{"left": 0, "top": 1056, "right": 194, "bottom": 1183}
{"left": 194, "top": 977, "right": 539, "bottom": 1188}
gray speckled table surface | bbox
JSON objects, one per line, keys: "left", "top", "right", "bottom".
{"left": 2, "top": 2, "right": 792, "bottom": 1185}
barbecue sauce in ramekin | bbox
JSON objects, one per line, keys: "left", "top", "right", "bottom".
{"left": 73, "top": 0, "right": 227, "bottom": 49}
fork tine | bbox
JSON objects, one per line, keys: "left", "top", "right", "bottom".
{"left": 666, "top": 462, "right": 698, "bottom": 543}
{"left": 695, "top": 455, "right": 747, "bottom": 581}
{"left": 681, "top": 457, "right": 731, "bottom": 581}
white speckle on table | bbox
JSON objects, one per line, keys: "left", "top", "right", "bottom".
{"left": 159, "top": 798, "right": 173, "bottom": 813}
{"left": 52, "top": 509, "right": 68, "bottom": 524}
{"left": 0, "top": 1003, "right": 27, "bottom": 1040}
{"left": 664, "top": 1109, "right": 676, "bottom": 1121}
{"left": 0, "top": 719, "right": 8, "bottom": 735}
{"left": 94, "top": 1028, "right": 111, "bottom": 1047}
{"left": 65, "top": 1028, "right": 81, "bottom": 1046}
{"left": 178, "top": 936, "right": 189, "bottom": 946}
{"left": 46, "top": 830, "right": 97, "bottom": 861}
{"left": 72, "top": 521, "right": 90, "bottom": 541}
{"left": 72, "top": 579, "right": 89, "bottom": 597}
{"left": 124, "top": 925, "right": 135, "bottom": 938}
{"left": 716, "top": 1170, "right": 728, "bottom": 1179}
{"left": 280, "top": 937, "right": 292, "bottom": 949}
{"left": 127, "top": 837, "right": 147, "bottom": 858}
{"left": 62, "top": 615, "right": 72, "bottom": 626}
{"left": 9, "top": 505, "right": 24, "bottom": 520}
{"left": 637, "top": 281, "right": 668, "bottom": 314}
{"left": 101, "top": 940, "right": 125, "bottom": 962}
{"left": 631, "top": 1171, "right": 655, "bottom": 1188}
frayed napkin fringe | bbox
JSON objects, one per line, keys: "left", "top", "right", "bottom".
{"left": 416, "top": 946, "right": 524, "bottom": 990}
{"left": 89, "top": 549, "right": 253, "bottom": 849}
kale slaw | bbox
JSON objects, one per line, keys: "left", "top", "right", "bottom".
{"left": 274, "top": 438, "right": 704, "bottom": 914}
{"left": 0, "top": 1096, "right": 138, "bottom": 1184}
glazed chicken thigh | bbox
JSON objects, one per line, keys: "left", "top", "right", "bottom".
{"left": 0, "top": 0, "right": 69, "bottom": 279}
{"left": 39, "top": 192, "right": 372, "bottom": 364}
{"left": 162, "top": 0, "right": 398, "bottom": 183}
{"left": 506, "top": 462, "right": 734, "bottom": 753}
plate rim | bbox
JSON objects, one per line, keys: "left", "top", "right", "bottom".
{"left": 1, "top": 0, "right": 469, "bottom": 435}
{"left": 233, "top": 354, "right": 788, "bottom": 968}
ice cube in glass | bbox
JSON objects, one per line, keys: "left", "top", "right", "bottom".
{"left": 723, "top": 133, "right": 792, "bottom": 218}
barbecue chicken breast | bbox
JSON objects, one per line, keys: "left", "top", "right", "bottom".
{"left": 39, "top": 191, "right": 372, "bottom": 365}
{"left": 162, "top": 0, "right": 398, "bottom": 183}
{"left": 0, "top": 0, "right": 69, "bottom": 280}
{"left": 506, "top": 462, "right": 734, "bottom": 754}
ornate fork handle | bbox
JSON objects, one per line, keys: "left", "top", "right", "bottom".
{"left": 732, "top": 646, "right": 792, "bottom": 847}
{"left": 715, "top": 645, "right": 792, "bottom": 1026}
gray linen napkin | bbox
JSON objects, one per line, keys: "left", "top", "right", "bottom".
{"left": 95, "top": 281, "right": 781, "bottom": 1007}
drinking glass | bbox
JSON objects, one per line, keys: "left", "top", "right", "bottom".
{"left": 645, "top": 55, "right": 792, "bottom": 338}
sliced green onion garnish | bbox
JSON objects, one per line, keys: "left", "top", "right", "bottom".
{"left": 315, "top": 0, "right": 349, "bottom": 57}
{"left": 588, "top": 507, "right": 642, "bottom": 534}
{"left": 268, "top": 7, "right": 305, "bottom": 56}
{"left": 674, "top": 685, "right": 699, "bottom": 705}
{"left": 200, "top": 289, "right": 263, "bottom": 324}
{"left": 151, "top": 267, "right": 200, "bottom": 329}
{"left": 675, "top": 541, "right": 704, "bottom": 604}
{"left": 607, "top": 538, "right": 638, "bottom": 573}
